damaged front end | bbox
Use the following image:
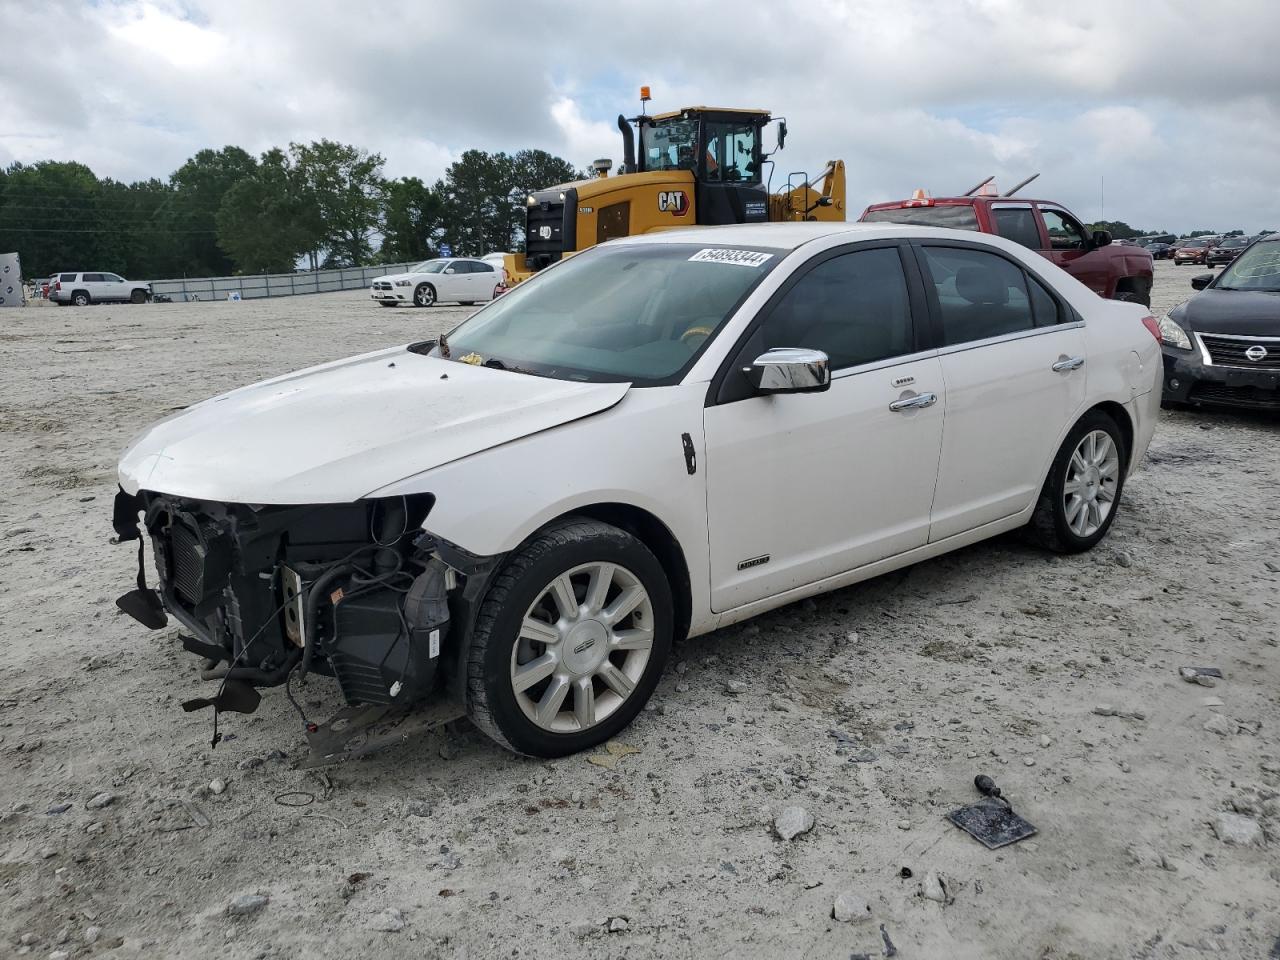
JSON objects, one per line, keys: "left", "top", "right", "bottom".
{"left": 113, "top": 488, "right": 493, "bottom": 755}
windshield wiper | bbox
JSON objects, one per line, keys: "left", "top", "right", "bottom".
{"left": 482, "top": 358, "right": 543, "bottom": 377}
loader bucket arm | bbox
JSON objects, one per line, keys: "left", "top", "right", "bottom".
{"left": 770, "top": 160, "right": 846, "bottom": 222}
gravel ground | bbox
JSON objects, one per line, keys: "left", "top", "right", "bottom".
{"left": 2, "top": 260, "right": 1278, "bottom": 959}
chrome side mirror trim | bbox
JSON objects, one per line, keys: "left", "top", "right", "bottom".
{"left": 744, "top": 347, "right": 831, "bottom": 395}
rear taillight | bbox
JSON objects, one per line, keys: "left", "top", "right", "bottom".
{"left": 55, "top": 280, "right": 61, "bottom": 290}
{"left": 1141, "top": 315, "right": 1161, "bottom": 343}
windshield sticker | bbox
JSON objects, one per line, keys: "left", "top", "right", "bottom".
{"left": 688, "top": 248, "right": 774, "bottom": 268}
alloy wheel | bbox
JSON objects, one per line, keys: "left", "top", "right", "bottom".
{"left": 415, "top": 284, "right": 435, "bottom": 307}
{"left": 1063, "top": 429, "right": 1120, "bottom": 538}
{"left": 509, "top": 561, "right": 654, "bottom": 733}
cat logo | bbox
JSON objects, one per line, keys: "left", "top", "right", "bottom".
{"left": 658, "top": 190, "right": 689, "bottom": 216}
{"left": 537, "top": 225, "right": 553, "bottom": 240}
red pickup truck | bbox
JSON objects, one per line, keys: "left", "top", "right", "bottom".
{"left": 861, "top": 194, "right": 1154, "bottom": 306}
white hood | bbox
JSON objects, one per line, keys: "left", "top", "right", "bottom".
{"left": 374, "top": 272, "right": 418, "bottom": 284}
{"left": 118, "top": 346, "right": 630, "bottom": 504}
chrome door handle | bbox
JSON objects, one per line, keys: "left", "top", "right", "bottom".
{"left": 889, "top": 392, "right": 937, "bottom": 412}
{"left": 1052, "top": 356, "right": 1085, "bottom": 372}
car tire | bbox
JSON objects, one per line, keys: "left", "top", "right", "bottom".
{"left": 130, "top": 289, "right": 147, "bottom": 304}
{"left": 72, "top": 291, "right": 90, "bottom": 306}
{"left": 1113, "top": 290, "right": 1146, "bottom": 306}
{"left": 413, "top": 283, "right": 436, "bottom": 307}
{"left": 1029, "top": 410, "right": 1127, "bottom": 554}
{"left": 466, "top": 517, "right": 673, "bottom": 758}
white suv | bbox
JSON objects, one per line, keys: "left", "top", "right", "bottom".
{"left": 51, "top": 272, "right": 151, "bottom": 306}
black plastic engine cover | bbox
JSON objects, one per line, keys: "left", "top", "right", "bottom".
{"left": 327, "top": 588, "right": 436, "bottom": 706}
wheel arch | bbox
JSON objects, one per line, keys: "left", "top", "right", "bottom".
{"left": 1084, "top": 400, "right": 1135, "bottom": 469}
{"left": 536, "top": 502, "right": 692, "bottom": 644}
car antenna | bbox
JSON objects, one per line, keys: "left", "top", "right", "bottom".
{"left": 962, "top": 175, "right": 994, "bottom": 197}
{"left": 1003, "top": 173, "right": 1040, "bottom": 197}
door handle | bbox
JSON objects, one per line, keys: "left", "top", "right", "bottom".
{"left": 1052, "top": 356, "right": 1085, "bottom": 372}
{"left": 889, "top": 392, "right": 937, "bottom": 412}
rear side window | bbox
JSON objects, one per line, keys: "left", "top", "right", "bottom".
{"left": 861, "top": 205, "right": 979, "bottom": 231}
{"left": 1028, "top": 274, "right": 1064, "bottom": 326}
{"left": 760, "top": 247, "right": 913, "bottom": 370}
{"left": 920, "top": 246, "right": 1035, "bottom": 346}
{"left": 448, "top": 261, "right": 470, "bottom": 273}
{"left": 472, "top": 261, "right": 495, "bottom": 273}
{"left": 992, "top": 207, "right": 1041, "bottom": 250}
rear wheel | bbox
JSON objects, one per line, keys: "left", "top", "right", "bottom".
{"left": 413, "top": 283, "right": 435, "bottom": 307}
{"left": 72, "top": 291, "right": 90, "bottom": 306}
{"left": 466, "top": 517, "right": 673, "bottom": 757}
{"left": 1029, "top": 411, "right": 1127, "bottom": 553}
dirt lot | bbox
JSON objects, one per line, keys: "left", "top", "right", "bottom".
{"left": 2, "top": 261, "right": 1278, "bottom": 959}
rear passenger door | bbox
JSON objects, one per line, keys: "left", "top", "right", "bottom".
{"left": 467, "top": 260, "right": 497, "bottom": 300}
{"left": 81, "top": 273, "right": 107, "bottom": 300}
{"left": 913, "top": 243, "right": 1086, "bottom": 541}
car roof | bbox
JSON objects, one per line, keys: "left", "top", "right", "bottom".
{"left": 608, "top": 221, "right": 957, "bottom": 252}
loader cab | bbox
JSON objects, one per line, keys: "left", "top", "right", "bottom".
{"left": 635, "top": 107, "right": 773, "bottom": 225}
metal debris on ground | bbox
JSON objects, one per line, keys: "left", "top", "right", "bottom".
{"left": 179, "top": 798, "right": 211, "bottom": 828}
{"left": 1179, "top": 666, "right": 1223, "bottom": 686}
{"left": 586, "top": 740, "right": 641, "bottom": 770}
{"left": 274, "top": 791, "right": 316, "bottom": 808}
{"left": 945, "top": 774, "right": 1037, "bottom": 849}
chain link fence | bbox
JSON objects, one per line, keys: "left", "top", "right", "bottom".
{"left": 149, "top": 263, "right": 421, "bottom": 302}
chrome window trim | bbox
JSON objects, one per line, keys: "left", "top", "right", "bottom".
{"left": 830, "top": 347, "right": 941, "bottom": 381}
{"left": 935, "top": 319, "right": 1085, "bottom": 359}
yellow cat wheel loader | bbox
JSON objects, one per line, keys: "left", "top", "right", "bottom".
{"left": 503, "top": 89, "right": 845, "bottom": 286}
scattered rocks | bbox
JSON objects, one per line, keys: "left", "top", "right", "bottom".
{"left": 4, "top": 525, "right": 35, "bottom": 538}
{"left": 436, "top": 852, "right": 461, "bottom": 871}
{"left": 226, "top": 893, "right": 269, "bottom": 917}
{"left": 608, "top": 917, "right": 629, "bottom": 933}
{"left": 39, "top": 846, "right": 56, "bottom": 859}
{"left": 1204, "top": 714, "right": 1235, "bottom": 737}
{"left": 84, "top": 926, "right": 101, "bottom": 944}
{"left": 406, "top": 799, "right": 432, "bottom": 818}
{"left": 1213, "top": 812, "right": 1263, "bottom": 846}
{"left": 369, "top": 907, "right": 406, "bottom": 932}
{"left": 1113, "top": 551, "right": 1134, "bottom": 568}
{"left": 724, "top": 680, "right": 748, "bottom": 695}
{"left": 208, "top": 778, "right": 226, "bottom": 795}
{"left": 774, "top": 805, "right": 815, "bottom": 841}
{"left": 85, "top": 791, "right": 116, "bottom": 810}
{"left": 1093, "top": 705, "right": 1145, "bottom": 720}
{"left": 1180, "top": 667, "right": 1218, "bottom": 687}
{"left": 1039, "top": 735, "right": 1051, "bottom": 748}
{"left": 1125, "top": 843, "right": 1172, "bottom": 870}
{"left": 832, "top": 892, "right": 872, "bottom": 923}
{"left": 896, "top": 819, "right": 912, "bottom": 831}
{"left": 919, "top": 871, "right": 951, "bottom": 905}
{"left": 1023, "top": 757, "right": 1036, "bottom": 767}
{"left": 570, "top": 920, "right": 603, "bottom": 939}
{"left": 46, "top": 802, "right": 72, "bottom": 815}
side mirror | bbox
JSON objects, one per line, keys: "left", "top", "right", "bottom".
{"left": 744, "top": 347, "right": 830, "bottom": 395}
{"left": 1091, "top": 230, "right": 1113, "bottom": 248}
{"left": 444, "top": 267, "right": 456, "bottom": 274}
{"left": 1191, "top": 273, "right": 1213, "bottom": 291}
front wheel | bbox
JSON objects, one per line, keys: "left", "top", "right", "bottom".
{"left": 1029, "top": 411, "right": 1127, "bottom": 553}
{"left": 129, "top": 289, "right": 147, "bottom": 304}
{"left": 413, "top": 283, "right": 435, "bottom": 307}
{"left": 466, "top": 517, "right": 673, "bottom": 757}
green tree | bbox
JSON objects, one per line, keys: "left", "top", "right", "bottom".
{"left": 0, "top": 160, "right": 111, "bottom": 279}
{"left": 380, "top": 176, "right": 445, "bottom": 262}
{"left": 437, "top": 150, "right": 512, "bottom": 256}
{"left": 215, "top": 149, "right": 318, "bottom": 274}
{"left": 292, "top": 140, "right": 386, "bottom": 266}
{"left": 169, "top": 147, "right": 259, "bottom": 275}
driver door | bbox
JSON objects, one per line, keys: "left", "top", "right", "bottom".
{"left": 1036, "top": 206, "right": 1110, "bottom": 296}
{"left": 702, "top": 244, "right": 945, "bottom": 612}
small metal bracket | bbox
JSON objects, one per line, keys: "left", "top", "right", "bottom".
{"left": 299, "top": 698, "right": 465, "bottom": 768}
{"left": 681, "top": 432, "right": 697, "bottom": 475}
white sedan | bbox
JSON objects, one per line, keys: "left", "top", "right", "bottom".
{"left": 370, "top": 257, "right": 502, "bottom": 307}
{"left": 115, "top": 222, "right": 1161, "bottom": 758}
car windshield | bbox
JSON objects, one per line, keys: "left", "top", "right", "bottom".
{"left": 1221, "top": 237, "right": 1249, "bottom": 248}
{"left": 411, "top": 260, "right": 447, "bottom": 274}
{"left": 1186, "top": 240, "right": 1209, "bottom": 248}
{"left": 1216, "top": 240, "right": 1280, "bottom": 292}
{"left": 433, "top": 243, "right": 783, "bottom": 384}
{"left": 861, "top": 205, "right": 980, "bottom": 230}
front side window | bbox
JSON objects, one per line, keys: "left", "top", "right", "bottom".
{"left": 861, "top": 205, "right": 980, "bottom": 231}
{"left": 759, "top": 247, "right": 913, "bottom": 370}
{"left": 438, "top": 243, "right": 782, "bottom": 383}
{"left": 992, "top": 206, "right": 1041, "bottom": 250}
{"left": 1039, "top": 208, "right": 1088, "bottom": 250}
{"left": 105, "top": 273, "right": 124, "bottom": 282}
{"left": 920, "top": 246, "right": 1035, "bottom": 345}
{"left": 641, "top": 118, "right": 699, "bottom": 173}
{"left": 703, "top": 121, "right": 758, "bottom": 183}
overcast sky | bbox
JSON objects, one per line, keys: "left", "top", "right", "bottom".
{"left": 2, "top": 0, "right": 1278, "bottom": 233}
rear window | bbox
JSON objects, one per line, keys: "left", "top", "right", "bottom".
{"left": 861, "top": 205, "right": 979, "bottom": 230}
{"left": 60, "top": 273, "right": 76, "bottom": 282}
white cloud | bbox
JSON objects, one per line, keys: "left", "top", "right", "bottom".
{"left": 0, "top": 0, "right": 1278, "bottom": 231}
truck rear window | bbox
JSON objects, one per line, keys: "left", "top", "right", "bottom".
{"left": 861, "top": 206, "right": 979, "bottom": 230}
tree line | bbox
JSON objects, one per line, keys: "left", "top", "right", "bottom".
{"left": 1086, "top": 220, "right": 1274, "bottom": 240}
{"left": 0, "top": 143, "right": 582, "bottom": 280}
